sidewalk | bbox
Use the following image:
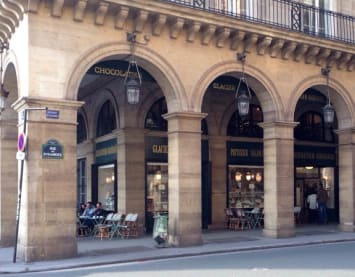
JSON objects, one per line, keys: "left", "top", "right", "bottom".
{"left": 1, "top": 224, "right": 355, "bottom": 274}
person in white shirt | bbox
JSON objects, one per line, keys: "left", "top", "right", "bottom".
{"left": 306, "top": 187, "right": 318, "bottom": 223}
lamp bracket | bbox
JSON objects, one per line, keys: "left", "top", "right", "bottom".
{"left": 237, "top": 52, "right": 246, "bottom": 63}
{"left": 126, "top": 32, "right": 150, "bottom": 45}
{"left": 321, "top": 66, "right": 330, "bottom": 77}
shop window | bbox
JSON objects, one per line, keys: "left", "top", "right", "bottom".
{"left": 294, "top": 111, "right": 335, "bottom": 143}
{"left": 96, "top": 100, "right": 117, "bottom": 137}
{"left": 228, "top": 166, "right": 264, "bottom": 209}
{"left": 97, "top": 163, "right": 116, "bottom": 211}
{"left": 77, "top": 113, "right": 87, "bottom": 144}
{"left": 227, "top": 104, "right": 263, "bottom": 138}
{"left": 77, "top": 158, "right": 87, "bottom": 206}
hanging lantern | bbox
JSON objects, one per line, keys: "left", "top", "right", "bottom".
{"left": 236, "top": 88, "right": 250, "bottom": 117}
{"left": 321, "top": 67, "right": 335, "bottom": 125}
{"left": 124, "top": 33, "right": 142, "bottom": 105}
{"left": 126, "top": 78, "right": 140, "bottom": 105}
{"left": 235, "top": 52, "right": 251, "bottom": 117}
{"left": 323, "top": 103, "right": 335, "bottom": 125}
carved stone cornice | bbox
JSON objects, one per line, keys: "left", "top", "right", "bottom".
{"left": 316, "top": 48, "right": 331, "bottom": 66}
{"left": 186, "top": 21, "right": 201, "bottom": 43}
{"left": 152, "top": 14, "right": 167, "bottom": 36}
{"left": 270, "top": 39, "right": 285, "bottom": 58}
{"left": 74, "top": 0, "right": 88, "bottom": 22}
{"left": 230, "top": 30, "right": 246, "bottom": 50}
{"left": 216, "top": 27, "right": 230, "bottom": 48}
{"left": 294, "top": 44, "right": 309, "bottom": 62}
{"left": 115, "top": 6, "right": 129, "bottom": 29}
{"left": 337, "top": 53, "right": 352, "bottom": 70}
{"left": 2, "top": 0, "right": 355, "bottom": 71}
{"left": 305, "top": 46, "right": 320, "bottom": 64}
{"left": 169, "top": 17, "right": 184, "bottom": 39}
{"left": 346, "top": 57, "right": 355, "bottom": 72}
{"left": 52, "top": 0, "right": 64, "bottom": 17}
{"left": 134, "top": 10, "right": 149, "bottom": 33}
{"left": 244, "top": 33, "right": 259, "bottom": 52}
{"left": 282, "top": 41, "right": 297, "bottom": 60}
{"left": 201, "top": 24, "right": 216, "bottom": 46}
{"left": 257, "top": 36, "right": 272, "bottom": 55}
{"left": 95, "top": 1, "right": 109, "bottom": 25}
{"left": 327, "top": 50, "right": 342, "bottom": 68}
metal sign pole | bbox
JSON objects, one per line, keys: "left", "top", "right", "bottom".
{"left": 13, "top": 107, "right": 47, "bottom": 263}
{"left": 13, "top": 109, "right": 27, "bottom": 263}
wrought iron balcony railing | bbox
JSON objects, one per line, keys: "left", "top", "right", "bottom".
{"left": 159, "top": 0, "right": 355, "bottom": 45}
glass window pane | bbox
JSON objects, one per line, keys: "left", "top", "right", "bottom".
{"left": 98, "top": 164, "right": 115, "bottom": 211}
{"left": 228, "top": 166, "right": 264, "bottom": 209}
{"left": 146, "top": 163, "right": 168, "bottom": 214}
{"left": 321, "top": 167, "right": 334, "bottom": 209}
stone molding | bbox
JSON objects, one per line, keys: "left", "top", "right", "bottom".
{"left": 3, "top": 0, "right": 355, "bottom": 71}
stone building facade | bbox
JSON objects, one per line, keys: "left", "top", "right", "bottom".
{"left": 0, "top": 0, "right": 355, "bottom": 262}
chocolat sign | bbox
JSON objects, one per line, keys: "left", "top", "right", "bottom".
{"left": 42, "top": 139, "right": 63, "bottom": 159}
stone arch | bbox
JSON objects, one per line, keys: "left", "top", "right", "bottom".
{"left": 65, "top": 42, "right": 187, "bottom": 113}
{"left": 191, "top": 60, "right": 282, "bottom": 122}
{"left": 77, "top": 108, "right": 89, "bottom": 143}
{"left": 3, "top": 50, "right": 19, "bottom": 121}
{"left": 287, "top": 75, "right": 355, "bottom": 129}
{"left": 92, "top": 89, "right": 120, "bottom": 139}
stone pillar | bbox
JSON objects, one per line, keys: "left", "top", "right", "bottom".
{"left": 164, "top": 112, "right": 206, "bottom": 246}
{"left": 261, "top": 121, "right": 297, "bottom": 238}
{"left": 209, "top": 136, "right": 227, "bottom": 229}
{"left": 0, "top": 117, "right": 17, "bottom": 246}
{"left": 116, "top": 128, "right": 145, "bottom": 231}
{"left": 12, "top": 97, "right": 82, "bottom": 262}
{"left": 337, "top": 128, "right": 355, "bottom": 232}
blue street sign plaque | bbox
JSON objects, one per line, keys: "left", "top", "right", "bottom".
{"left": 46, "top": 110, "right": 60, "bottom": 119}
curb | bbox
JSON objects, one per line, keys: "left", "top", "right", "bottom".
{"left": 1, "top": 237, "right": 355, "bottom": 274}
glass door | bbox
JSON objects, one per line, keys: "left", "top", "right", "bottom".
{"left": 146, "top": 163, "right": 168, "bottom": 233}
{"left": 92, "top": 162, "right": 117, "bottom": 212}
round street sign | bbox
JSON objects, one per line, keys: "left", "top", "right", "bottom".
{"left": 17, "top": 133, "right": 26, "bottom": 152}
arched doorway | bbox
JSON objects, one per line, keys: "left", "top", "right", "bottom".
{"left": 75, "top": 57, "right": 169, "bottom": 234}
{"left": 294, "top": 88, "right": 338, "bottom": 225}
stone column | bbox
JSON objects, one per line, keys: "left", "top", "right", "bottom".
{"left": 261, "top": 121, "right": 297, "bottom": 238}
{"left": 337, "top": 128, "right": 355, "bottom": 232}
{"left": 209, "top": 136, "right": 227, "bottom": 229}
{"left": 0, "top": 117, "right": 17, "bottom": 246}
{"left": 116, "top": 128, "right": 145, "bottom": 231}
{"left": 163, "top": 112, "right": 206, "bottom": 246}
{"left": 12, "top": 97, "right": 82, "bottom": 262}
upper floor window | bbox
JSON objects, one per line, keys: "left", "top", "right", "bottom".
{"left": 77, "top": 113, "right": 87, "bottom": 144}
{"left": 227, "top": 104, "right": 263, "bottom": 138}
{"left": 96, "top": 100, "right": 117, "bottom": 137}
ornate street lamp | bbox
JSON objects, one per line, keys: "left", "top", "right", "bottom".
{"left": 124, "top": 32, "right": 142, "bottom": 105}
{"left": 235, "top": 52, "right": 252, "bottom": 117}
{"left": 321, "top": 67, "right": 335, "bottom": 125}
{"left": 0, "top": 44, "right": 9, "bottom": 112}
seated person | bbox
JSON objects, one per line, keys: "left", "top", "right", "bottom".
{"left": 93, "top": 201, "right": 106, "bottom": 217}
{"left": 81, "top": 201, "right": 96, "bottom": 230}
{"left": 81, "top": 201, "right": 95, "bottom": 217}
